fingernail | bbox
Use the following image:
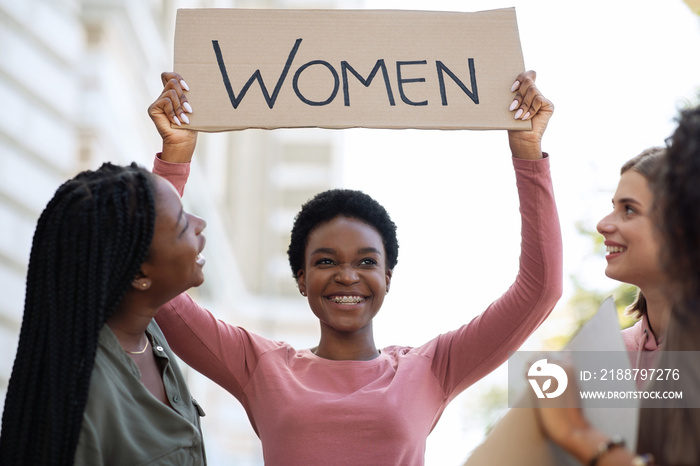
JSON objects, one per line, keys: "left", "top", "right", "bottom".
{"left": 514, "top": 109, "right": 523, "bottom": 120}
{"left": 180, "top": 79, "right": 190, "bottom": 91}
{"left": 173, "top": 116, "right": 181, "bottom": 126}
{"left": 511, "top": 80, "right": 520, "bottom": 92}
{"left": 183, "top": 102, "right": 193, "bottom": 113}
{"left": 509, "top": 99, "right": 519, "bottom": 111}
{"left": 180, "top": 113, "right": 190, "bottom": 124}
{"left": 522, "top": 112, "right": 531, "bottom": 120}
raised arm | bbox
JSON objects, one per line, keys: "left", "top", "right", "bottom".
{"left": 147, "top": 72, "right": 274, "bottom": 397}
{"left": 430, "top": 71, "right": 562, "bottom": 395}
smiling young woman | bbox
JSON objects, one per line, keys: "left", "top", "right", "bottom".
{"left": 299, "top": 215, "right": 390, "bottom": 359}
{"left": 534, "top": 104, "right": 700, "bottom": 466}
{"left": 596, "top": 148, "right": 669, "bottom": 372}
{"left": 0, "top": 164, "right": 208, "bottom": 465}
{"left": 148, "top": 69, "right": 562, "bottom": 465}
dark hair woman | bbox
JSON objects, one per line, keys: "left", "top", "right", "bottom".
{"left": 0, "top": 162, "right": 208, "bottom": 465}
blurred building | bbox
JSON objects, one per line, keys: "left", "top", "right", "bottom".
{"left": 0, "top": 0, "right": 356, "bottom": 463}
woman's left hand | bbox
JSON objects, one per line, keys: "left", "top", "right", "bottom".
{"left": 507, "top": 70, "right": 554, "bottom": 160}
{"left": 531, "top": 359, "right": 628, "bottom": 464}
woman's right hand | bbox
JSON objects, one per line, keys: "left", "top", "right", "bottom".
{"left": 148, "top": 71, "right": 197, "bottom": 163}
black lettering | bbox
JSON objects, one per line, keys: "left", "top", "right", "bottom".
{"left": 212, "top": 38, "right": 302, "bottom": 109}
{"left": 341, "top": 60, "right": 395, "bottom": 106}
{"left": 396, "top": 60, "right": 427, "bottom": 106}
{"left": 436, "top": 58, "right": 479, "bottom": 105}
{"left": 292, "top": 60, "right": 339, "bottom": 106}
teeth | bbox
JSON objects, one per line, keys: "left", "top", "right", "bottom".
{"left": 330, "top": 296, "right": 364, "bottom": 304}
{"left": 606, "top": 246, "right": 627, "bottom": 253}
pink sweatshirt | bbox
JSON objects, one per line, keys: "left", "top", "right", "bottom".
{"left": 154, "top": 155, "right": 563, "bottom": 465}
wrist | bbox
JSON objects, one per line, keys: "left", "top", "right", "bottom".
{"left": 508, "top": 130, "right": 543, "bottom": 159}
{"left": 511, "top": 150, "right": 544, "bottom": 160}
{"left": 559, "top": 425, "right": 606, "bottom": 462}
{"left": 161, "top": 138, "right": 197, "bottom": 164}
{"left": 587, "top": 435, "right": 626, "bottom": 466}
{"left": 509, "top": 141, "right": 543, "bottom": 160}
{"left": 563, "top": 428, "right": 634, "bottom": 466}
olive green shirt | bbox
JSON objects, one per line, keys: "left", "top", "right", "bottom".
{"left": 75, "top": 321, "right": 206, "bottom": 465}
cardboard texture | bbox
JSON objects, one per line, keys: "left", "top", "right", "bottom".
{"left": 174, "top": 8, "right": 531, "bottom": 131}
{"left": 464, "top": 298, "right": 639, "bottom": 465}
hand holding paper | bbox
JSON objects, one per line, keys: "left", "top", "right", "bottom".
{"left": 507, "top": 70, "right": 554, "bottom": 160}
{"left": 533, "top": 360, "right": 600, "bottom": 460}
{"left": 148, "top": 71, "right": 197, "bottom": 163}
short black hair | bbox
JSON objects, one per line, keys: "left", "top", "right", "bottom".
{"left": 287, "top": 189, "right": 398, "bottom": 277}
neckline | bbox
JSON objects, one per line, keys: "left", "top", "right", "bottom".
{"left": 303, "top": 348, "right": 386, "bottom": 364}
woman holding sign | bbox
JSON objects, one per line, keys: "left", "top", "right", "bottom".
{"left": 149, "top": 69, "right": 562, "bottom": 465}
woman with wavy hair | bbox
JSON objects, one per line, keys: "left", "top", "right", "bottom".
{"left": 536, "top": 103, "right": 700, "bottom": 466}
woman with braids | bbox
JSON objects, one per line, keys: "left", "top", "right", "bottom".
{"left": 0, "top": 162, "right": 208, "bottom": 465}
{"left": 148, "top": 69, "right": 562, "bottom": 465}
{"left": 535, "top": 104, "right": 700, "bottom": 466}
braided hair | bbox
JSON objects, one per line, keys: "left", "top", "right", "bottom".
{"left": 0, "top": 162, "right": 156, "bottom": 465}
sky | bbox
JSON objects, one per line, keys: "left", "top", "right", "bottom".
{"left": 333, "top": 1, "right": 700, "bottom": 463}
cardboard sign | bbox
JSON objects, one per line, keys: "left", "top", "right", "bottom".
{"left": 174, "top": 8, "right": 531, "bottom": 131}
